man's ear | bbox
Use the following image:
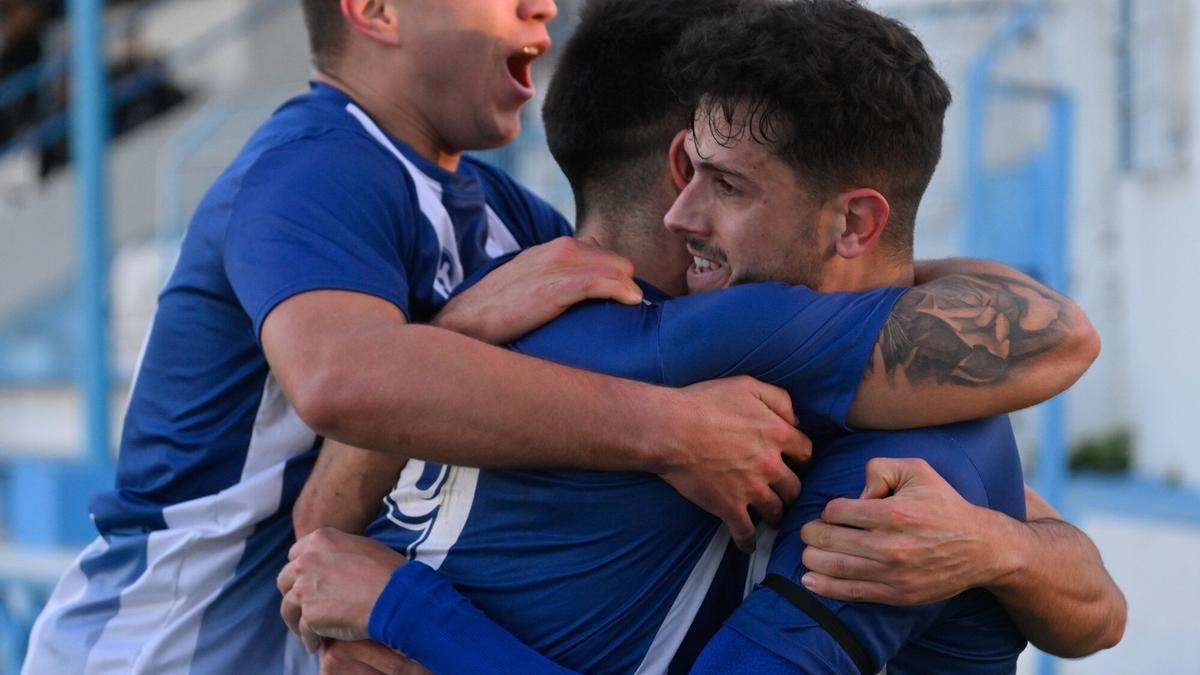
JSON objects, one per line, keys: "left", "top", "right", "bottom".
{"left": 341, "top": 0, "right": 402, "bottom": 47}
{"left": 832, "top": 188, "right": 890, "bottom": 259}
{"left": 668, "top": 130, "right": 694, "bottom": 193}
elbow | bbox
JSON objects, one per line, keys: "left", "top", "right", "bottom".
{"left": 1069, "top": 304, "right": 1102, "bottom": 368}
{"left": 1054, "top": 303, "right": 1101, "bottom": 389}
{"left": 1052, "top": 589, "right": 1127, "bottom": 658}
{"left": 1096, "top": 591, "right": 1128, "bottom": 652}
{"left": 1073, "top": 311, "right": 1102, "bottom": 373}
{"left": 289, "top": 364, "right": 363, "bottom": 440}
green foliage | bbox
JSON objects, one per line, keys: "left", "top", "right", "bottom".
{"left": 1069, "top": 430, "right": 1133, "bottom": 475}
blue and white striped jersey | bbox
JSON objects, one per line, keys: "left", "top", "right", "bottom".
{"left": 366, "top": 274, "right": 907, "bottom": 674}
{"left": 24, "top": 82, "right": 570, "bottom": 675}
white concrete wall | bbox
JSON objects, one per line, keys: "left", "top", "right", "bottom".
{"left": 874, "top": 0, "right": 1200, "bottom": 483}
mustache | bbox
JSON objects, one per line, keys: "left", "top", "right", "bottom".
{"left": 685, "top": 238, "right": 728, "bottom": 263}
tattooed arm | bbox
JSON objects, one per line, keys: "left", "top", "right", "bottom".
{"left": 847, "top": 259, "right": 1099, "bottom": 429}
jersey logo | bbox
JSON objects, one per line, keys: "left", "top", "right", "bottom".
{"left": 433, "top": 247, "right": 460, "bottom": 300}
{"left": 382, "top": 460, "right": 451, "bottom": 558}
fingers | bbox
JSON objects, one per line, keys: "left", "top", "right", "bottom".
{"left": 299, "top": 617, "right": 322, "bottom": 654}
{"left": 769, "top": 470, "right": 802, "bottom": 506}
{"left": 277, "top": 561, "right": 297, "bottom": 597}
{"left": 859, "top": 457, "right": 933, "bottom": 498}
{"left": 819, "top": 496, "right": 894, "bottom": 530}
{"left": 780, "top": 429, "right": 813, "bottom": 467}
{"left": 322, "top": 640, "right": 408, "bottom": 675}
{"left": 536, "top": 238, "right": 641, "bottom": 305}
{"left": 281, "top": 587, "right": 303, "bottom": 638}
{"left": 722, "top": 506, "right": 757, "bottom": 554}
{"left": 801, "top": 546, "right": 890, "bottom": 583}
{"left": 798, "top": 571, "right": 898, "bottom": 605}
{"left": 747, "top": 378, "right": 799, "bottom": 427}
{"left": 578, "top": 272, "right": 644, "bottom": 306}
{"left": 751, "top": 488, "right": 784, "bottom": 527}
{"left": 800, "top": 518, "right": 885, "bottom": 559}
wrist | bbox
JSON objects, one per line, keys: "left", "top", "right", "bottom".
{"left": 432, "top": 301, "right": 487, "bottom": 342}
{"left": 980, "top": 509, "right": 1034, "bottom": 596}
{"left": 621, "top": 384, "right": 691, "bottom": 475}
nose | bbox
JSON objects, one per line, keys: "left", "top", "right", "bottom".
{"left": 519, "top": 0, "right": 558, "bottom": 23}
{"left": 664, "top": 181, "right": 707, "bottom": 239}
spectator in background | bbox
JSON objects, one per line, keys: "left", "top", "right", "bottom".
{"left": 0, "top": 0, "right": 45, "bottom": 144}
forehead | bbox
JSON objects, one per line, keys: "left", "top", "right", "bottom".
{"left": 688, "top": 104, "right": 800, "bottom": 188}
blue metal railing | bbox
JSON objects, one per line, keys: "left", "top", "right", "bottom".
{"left": 0, "top": 0, "right": 293, "bottom": 160}
{"left": 0, "top": 0, "right": 299, "bottom": 669}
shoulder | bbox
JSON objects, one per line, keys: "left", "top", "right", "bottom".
{"left": 818, "top": 427, "right": 991, "bottom": 506}
{"left": 462, "top": 156, "right": 573, "bottom": 243}
{"left": 818, "top": 417, "right": 1022, "bottom": 514}
{"left": 510, "top": 299, "right": 666, "bottom": 382}
{"left": 227, "top": 125, "right": 416, "bottom": 228}
{"left": 664, "top": 282, "right": 904, "bottom": 331}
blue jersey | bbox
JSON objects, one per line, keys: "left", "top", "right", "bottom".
{"left": 715, "top": 417, "right": 1028, "bottom": 674}
{"left": 25, "top": 82, "right": 570, "bottom": 675}
{"left": 366, "top": 275, "right": 906, "bottom": 673}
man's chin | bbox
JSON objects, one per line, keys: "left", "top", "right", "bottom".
{"left": 686, "top": 266, "right": 731, "bottom": 295}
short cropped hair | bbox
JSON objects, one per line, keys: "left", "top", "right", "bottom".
{"left": 670, "top": 0, "right": 952, "bottom": 256}
{"left": 543, "top": 0, "right": 744, "bottom": 223}
{"left": 300, "top": 0, "right": 345, "bottom": 71}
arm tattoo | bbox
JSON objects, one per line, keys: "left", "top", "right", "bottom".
{"left": 873, "top": 273, "right": 1068, "bottom": 386}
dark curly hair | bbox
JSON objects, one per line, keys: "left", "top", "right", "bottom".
{"left": 543, "top": 0, "right": 746, "bottom": 225}
{"left": 670, "top": 0, "right": 952, "bottom": 257}
{"left": 300, "top": 0, "right": 344, "bottom": 71}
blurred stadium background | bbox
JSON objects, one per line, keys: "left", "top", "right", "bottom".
{"left": 0, "top": 0, "right": 1195, "bottom": 672}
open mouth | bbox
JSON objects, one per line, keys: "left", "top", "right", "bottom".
{"left": 687, "top": 251, "right": 731, "bottom": 294}
{"left": 692, "top": 255, "right": 724, "bottom": 274}
{"left": 506, "top": 45, "right": 543, "bottom": 94}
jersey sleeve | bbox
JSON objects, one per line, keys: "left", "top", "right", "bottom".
{"left": 468, "top": 156, "right": 575, "bottom": 245}
{"left": 722, "top": 429, "right": 991, "bottom": 672}
{"left": 224, "top": 131, "right": 417, "bottom": 339}
{"left": 659, "top": 283, "right": 906, "bottom": 437}
{"left": 371, "top": 561, "right": 576, "bottom": 675}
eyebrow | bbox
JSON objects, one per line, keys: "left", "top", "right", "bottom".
{"left": 695, "top": 159, "right": 751, "bottom": 182}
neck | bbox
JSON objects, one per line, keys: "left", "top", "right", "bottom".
{"left": 820, "top": 250, "right": 915, "bottom": 292}
{"left": 313, "top": 68, "right": 462, "bottom": 172}
{"left": 578, "top": 211, "right": 690, "bottom": 297}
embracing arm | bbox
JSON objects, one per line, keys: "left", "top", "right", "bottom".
{"left": 264, "top": 289, "right": 809, "bottom": 552}
{"left": 292, "top": 440, "right": 407, "bottom": 539}
{"left": 800, "top": 459, "right": 1125, "bottom": 657}
{"left": 278, "top": 529, "right": 574, "bottom": 674}
{"left": 986, "top": 487, "right": 1126, "bottom": 656}
{"left": 848, "top": 259, "right": 1100, "bottom": 428}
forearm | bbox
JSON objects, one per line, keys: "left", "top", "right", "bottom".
{"left": 293, "top": 441, "right": 408, "bottom": 539}
{"left": 987, "top": 514, "right": 1126, "bottom": 657}
{"left": 849, "top": 263, "right": 1100, "bottom": 428}
{"left": 371, "top": 562, "right": 576, "bottom": 675}
{"left": 289, "top": 324, "right": 677, "bottom": 472}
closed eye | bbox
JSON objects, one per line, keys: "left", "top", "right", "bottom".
{"left": 714, "top": 175, "right": 738, "bottom": 196}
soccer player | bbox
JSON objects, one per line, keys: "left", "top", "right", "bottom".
{"left": 21, "top": 2, "right": 826, "bottom": 673}
{"left": 280, "top": 0, "right": 1122, "bottom": 672}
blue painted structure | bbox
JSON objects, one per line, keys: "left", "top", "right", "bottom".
{"left": 963, "top": 4, "right": 1069, "bottom": 673}
{"left": 0, "top": 0, "right": 293, "bottom": 669}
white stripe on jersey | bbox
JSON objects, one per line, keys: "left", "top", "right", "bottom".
{"left": 62, "top": 376, "right": 316, "bottom": 674}
{"left": 345, "top": 104, "right": 524, "bottom": 298}
{"left": 345, "top": 103, "right": 463, "bottom": 298}
{"left": 407, "top": 465, "right": 480, "bottom": 570}
{"left": 745, "top": 523, "right": 777, "bottom": 596}
{"left": 635, "top": 528, "right": 732, "bottom": 675}
{"left": 22, "top": 538, "right": 109, "bottom": 674}
{"left": 484, "top": 205, "right": 523, "bottom": 258}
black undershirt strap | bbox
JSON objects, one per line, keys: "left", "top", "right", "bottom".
{"left": 761, "top": 573, "right": 876, "bottom": 675}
